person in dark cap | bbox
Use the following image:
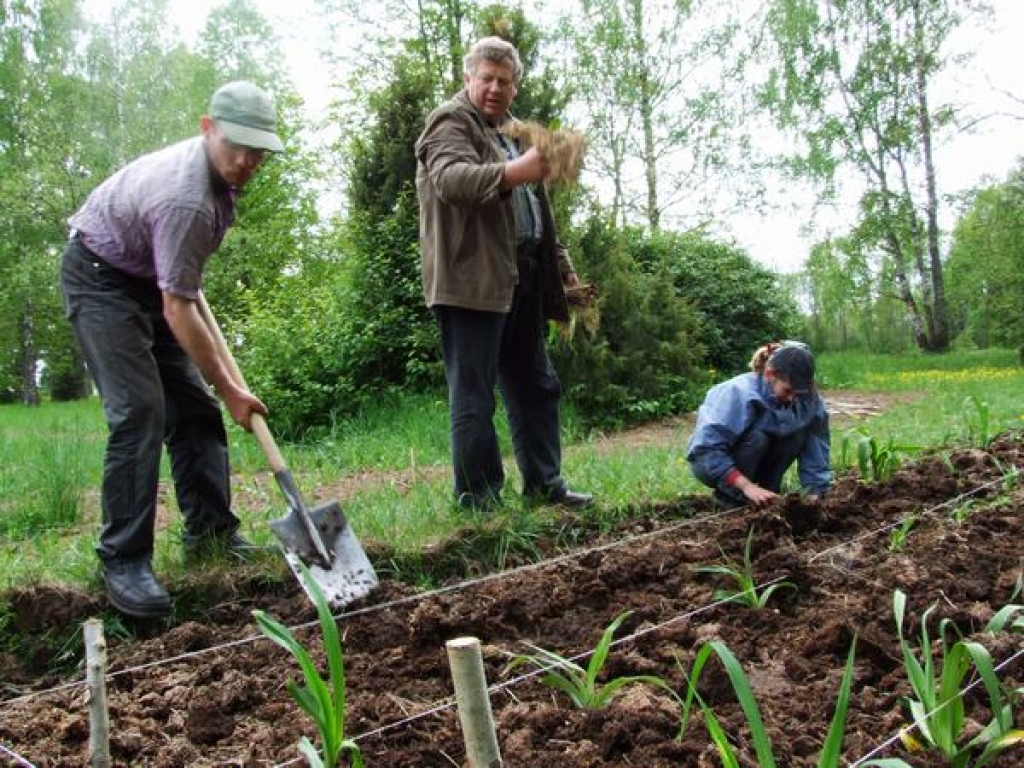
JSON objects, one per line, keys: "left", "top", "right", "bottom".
{"left": 60, "top": 81, "right": 284, "bottom": 618}
{"left": 686, "top": 341, "right": 831, "bottom": 508}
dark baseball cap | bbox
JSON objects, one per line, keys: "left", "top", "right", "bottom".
{"left": 767, "top": 342, "right": 815, "bottom": 395}
{"left": 208, "top": 81, "right": 284, "bottom": 152}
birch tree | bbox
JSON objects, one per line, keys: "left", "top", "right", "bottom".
{"left": 566, "top": 0, "right": 738, "bottom": 231}
{"left": 756, "top": 0, "right": 984, "bottom": 352}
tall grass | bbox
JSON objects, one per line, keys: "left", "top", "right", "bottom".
{"left": 0, "top": 348, "right": 1021, "bottom": 593}
{"left": 0, "top": 401, "right": 104, "bottom": 538}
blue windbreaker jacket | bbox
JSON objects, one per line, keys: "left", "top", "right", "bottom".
{"left": 686, "top": 372, "right": 831, "bottom": 494}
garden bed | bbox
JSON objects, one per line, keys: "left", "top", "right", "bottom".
{"left": 1, "top": 434, "right": 1022, "bottom": 766}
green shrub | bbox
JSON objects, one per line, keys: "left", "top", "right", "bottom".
{"left": 553, "top": 214, "right": 709, "bottom": 430}
{"left": 644, "top": 229, "right": 800, "bottom": 372}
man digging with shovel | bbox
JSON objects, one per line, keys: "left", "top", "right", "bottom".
{"left": 60, "top": 82, "right": 283, "bottom": 618}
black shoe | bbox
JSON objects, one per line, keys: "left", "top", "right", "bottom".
{"left": 527, "top": 486, "right": 595, "bottom": 509}
{"left": 102, "top": 559, "right": 172, "bottom": 618}
{"left": 551, "top": 488, "right": 595, "bottom": 508}
{"left": 184, "top": 531, "right": 269, "bottom": 563}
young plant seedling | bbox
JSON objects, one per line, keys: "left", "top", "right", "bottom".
{"left": 505, "top": 610, "right": 678, "bottom": 710}
{"left": 888, "top": 513, "right": 919, "bottom": 552}
{"left": 695, "top": 527, "right": 796, "bottom": 609}
{"left": 949, "top": 499, "right": 978, "bottom": 525}
{"left": 253, "top": 563, "right": 364, "bottom": 768}
{"left": 844, "top": 427, "right": 919, "bottom": 483}
{"left": 990, "top": 456, "right": 1020, "bottom": 493}
{"left": 889, "top": 589, "right": 1023, "bottom": 766}
{"left": 677, "top": 637, "right": 859, "bottom": 767}
{"left": 985, "top": 602, "right": 1024, "bottom": 634}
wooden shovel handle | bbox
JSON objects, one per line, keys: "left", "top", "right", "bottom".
{"left": 196, "top": 292, "right": 287, "bottom": 474}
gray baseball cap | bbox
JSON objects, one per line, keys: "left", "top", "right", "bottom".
{"left": 208, "top": 81, "right": 285, "bottom": 152}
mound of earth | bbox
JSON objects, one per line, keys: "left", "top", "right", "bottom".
{"left": 1, "top": 434, "right": 1022, "bottom": 767}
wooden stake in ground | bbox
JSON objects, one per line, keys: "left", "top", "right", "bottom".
{"left": 446, "top": 636, "right": 502, "bottom": 767}
{"left": 83, "top": 618, "right": 111, "bottom": 768}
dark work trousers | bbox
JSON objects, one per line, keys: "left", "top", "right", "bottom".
{"left": 435, "top": 244, "right": 566, "bottom": 507}
{"left": 715, "top": 427, "right": 808, "bottom": 505}
{"left": 60, "top": 236, "right": 238, "bottom": 564}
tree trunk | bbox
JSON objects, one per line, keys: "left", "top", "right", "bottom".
{"left": 629, "top": 0, "right": 660, "bottom": 231}
{"left": 641, "top": 93, "right": 659, "bottom": 231}
{"left": 445, "top": 0, "right": 464, "bottom": 94}
{"left": 19, "top": 303, "right": 40, "bottom": 406}
{"left": 912, "top": 0, "right": 949, "bottom": 351}
{"left": 887, "top": 237, "right": 929, "bottom": 351}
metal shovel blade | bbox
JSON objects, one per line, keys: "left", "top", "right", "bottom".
{"left": 269, "top": 501, "right": 379, "bottom": 608}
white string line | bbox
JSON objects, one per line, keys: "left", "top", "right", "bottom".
{"left": 0, "top": 501, "right": 746, "bottom": 712}
{"left": 13, "top": 466, "right": 1006, "bottom": 711}
{"left": 849, "top": 646, "right": 1024, "bottom": 767}
{"left": 0, "top": 468, "right": 1007, "bottom": 711}
{"left": 815, "top": 538, "right": 1024, "bottom": 760}
{"left": 807, "top": 472, "right": 1013, "bottom": 563}
{"left": 0, "top": 742, "right": 37, "bottom": 768}
{"left": 340, "top": 585, "right": 1021, "bottom": 766}
{"left": 223, "top": 466, "right": 1024, "bottom": 764}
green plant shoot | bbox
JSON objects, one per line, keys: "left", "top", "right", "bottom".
{"left": 695, "top": 527, "right": 796, "bottom": 608}
{"left": 985, "top": 603, "right": 1023, "bottom": 634}
{"left": 253, "top": 564, "right": 363, "bottom": 768}
{"left": 963, "top": 395, "right": 992, "bottom": 448}
{"left": 506, "top": 611, "right": 678, "bottom": 710}
{"left": 891, "top": 589, "right": 1023, "bottom": 767}
{"left": 677, "top": 637, "right": 859, "bottom": 767}
{"left": 889, "top": 514, "right": 918, "bottom": 551}
{"left": 848, "top": 428, "right": 919, "bottom": 482}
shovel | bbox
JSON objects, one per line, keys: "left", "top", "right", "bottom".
{"left": 197, "top": 292, "right": 378, "bottom": 608}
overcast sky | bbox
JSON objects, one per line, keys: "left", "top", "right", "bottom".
{"left": 85, "top": 0, "right": 1024, "bottom": 273}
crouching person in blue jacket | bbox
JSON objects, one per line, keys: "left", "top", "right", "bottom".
{"left": 687, "top": 341, "right": 831, "bottom": 508}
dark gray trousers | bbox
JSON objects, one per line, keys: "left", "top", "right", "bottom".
{"left": 60, "top": 237, "right": 238, "bottom": 564}
{"left": 712, "top": 427, "right": 807, "bottom": 505}
{"left": 435, "top": 246, "right": 566, "bottom": 506}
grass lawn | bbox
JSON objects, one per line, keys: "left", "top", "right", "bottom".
{"left": 0, "top": 348, "right": 1020, "bottom": 593}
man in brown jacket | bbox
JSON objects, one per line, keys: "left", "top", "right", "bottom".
{"left": 415, "top": 36, "right": 593, "bottom": 511}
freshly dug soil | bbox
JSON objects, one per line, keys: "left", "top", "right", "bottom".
{"left": 1, "top": 435, "right": 1022, "bottom": 767}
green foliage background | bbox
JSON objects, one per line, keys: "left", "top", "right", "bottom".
{"left": 0, "top": 0, "right": 1021, "bottom": 436}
